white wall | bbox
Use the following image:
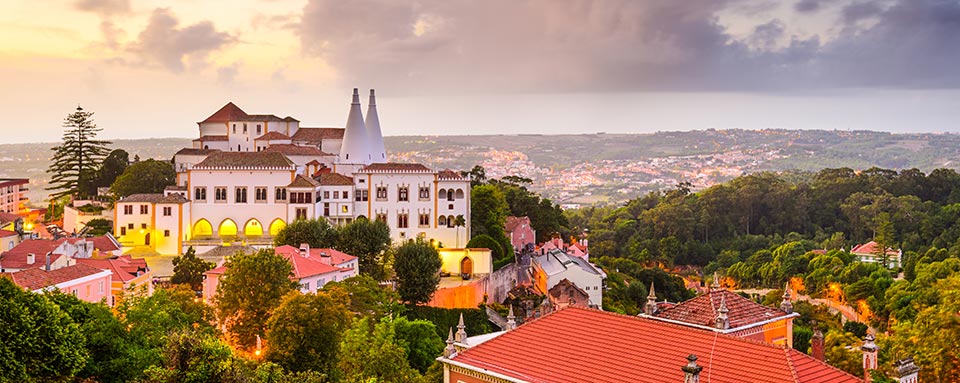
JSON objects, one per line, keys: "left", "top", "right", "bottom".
{"left": 188, "top": 169, "right": 295, "bottom": 238}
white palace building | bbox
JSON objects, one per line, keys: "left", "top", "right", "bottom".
{"left": 114, "top": 89, "right": 471, "bottom": 255}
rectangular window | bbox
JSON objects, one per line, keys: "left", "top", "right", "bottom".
{"left": 419, "top": 186, "right": 430, "bottom": 200}
{"left": 397, "top": 213, "right": 409, "bottom": 229}
{"left": 419, "top": 213, "right": 430, "bottom": 227}
{"left": 324, "top": 191, "right": 330, "bottom": 199}
{"left": 72, "top": 289, "right": 78, "bottom": 296}
{"left": 398, "top": 186, "right": 409, "bottom": 202}
{"left": 243, "top": 123, "right": 247, "bottom": 133}
{"left": 256, "top": 124, "right": 262, "bottom": 134}
{"left": 275, "top": 187, "right": 287, "bottom": 202}
{"left": 333, "top": 191, "right": 339, "bottom": 199}
{"left": 295, "top": 208, "right": 307, "bottom": 220}
{"left": 98, "top": 280, "right": 104, "bottom": 293}
{"left": 164, "top": 230, "right": 170, "bottom": 237}
{"left": 232, "top": 124, "right": 236, "bottom": 134}
{"left": 123, "top": 205, "right": 133, "bottom": 215}
{"left": 141, "top": 223, "right": 147, "bottom": 229}
{"left": 194, "top": 187, "right": 206, "bottom": 201}
{"left": 140, "top": 205, "right": 148, "bottom": 214}
{"left": 163, "top": 207, "right": 172, "bottom": 216}
{"left": 376, "top": 213, "right": 387, "bottom": 223}
{"left": 341, "top": 205, "right": 349, "bottom": 213}
{"left": 355, "top": 189, "right": 368, "bottom": 202}
{"left": 127, "top": 223, "right": 134, "bottom": 229}
{"left": 324, "top": 203, "right": 330, "bottom": 216}
{"left": 255, "top": 187, "right": 267, "bottom": 202}
{"left": 120, "top": 227, "right": 126, "bottom": 236}
{"left": 376, "top": 186, "right": 387, "bottom": 200}
{"left": 215, "top": 187, "right": 227, "bottom": 202}
{"left": 235, "top": 187, "right": 248, "bottom": 203}
{"left": 343, "top": 191, "right": 349, "bottom": 200}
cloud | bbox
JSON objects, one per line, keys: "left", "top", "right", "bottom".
{"left": 129, "top": 9, "right": 235, "bottom": 72}
{"left": 74, "top": 0, "right": 130, "bottom": 15}
{"left": 794, "top": 0, "right": 825, "bottom": 13}
{"left": 296, "top": 0, "right": 960, "bottom": 93}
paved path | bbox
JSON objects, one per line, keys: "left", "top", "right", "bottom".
{"left": 733, "top": 288, "right": 865, "bottom": 326}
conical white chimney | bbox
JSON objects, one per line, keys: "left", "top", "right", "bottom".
{"left": 338, "top": 88, "right": 370, "bottom": 165}
{"left": 365, "top": 89, "right": 387, "bottom": 162}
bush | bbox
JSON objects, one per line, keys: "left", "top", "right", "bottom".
{"left": 843, "top": 321, "right": 868, "bottom": 339}
{"left": 403, "top": 305, "right": 494, "bottom": 340}
{"left": 467, "top": 234, "right": 507, "bottom": 261}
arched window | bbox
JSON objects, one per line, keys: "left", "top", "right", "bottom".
{"left": 268, "top": 219, "right": 286, "bottom": 236}
{"left": 447, "top": 215, "right": 455, "bottom": 228}
{"left": 219, "top": 219, "right": 238, "bottom": 237}
{"left": 439, "top": 189, "right": 447, "bottom": 200}
{"left": 438, "top": 216, "right": 447, "bottom": 226}
{"left": 193, "top": 219, "right": 213, "bottom": 237}
{"left": 455, "top": 189, "right": 465, "bottom": 199}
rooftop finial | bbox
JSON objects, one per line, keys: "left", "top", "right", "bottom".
{"left": 715, "top": 294, "right": 730, "bottom": 330}
{"left": 369, "top": 89, "right": 376, "bottom": 106}
{"left": 780, "top": 281, "right": 794, "bottom": 314}
{"left": 506, "top": 305, "right": 517, "bottom": 330}
{"left": 644, "top": 282, "right": 658, "bottom": 316}
{"left": 352, "top": 88, "right": 360, "bottom": 103}
{"left": 455, "top": 313, "right": 468, "bottom": 343}
{"left": 443, "top": 327, "right": 456, "bottom": 358}
{"left": 711, "top": 272, "right": 721, "bottom": 290}
{"left": 682, "top": 354, "right": 703, "bottom": 383}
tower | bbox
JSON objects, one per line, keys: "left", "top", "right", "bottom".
{"left": 365, "top": 89, "right": 387, "bottom": 163}
{"left": 338, "top": 88, "right": 371, "bottom": 166}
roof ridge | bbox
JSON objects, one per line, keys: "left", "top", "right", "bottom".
{"left": 785, "top": 348, "right": 864, "bottom": 381}
{"left": 783, "top": 346, "right": 801, "bottom": 383}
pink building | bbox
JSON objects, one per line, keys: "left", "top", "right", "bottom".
{"left": 504, "top": 216, "right": 535, "bottom": 253}
{"left": 2, "top": 263, "right": 112, "bottom": 303}
{"left": 0, "top": 235, "right": 123, "bottom": 273}
{"left": 76, "top": 255, "right": 153, "bottom": 306}
{"left": 0, "top": 178, "right": 29, "bottom": 215}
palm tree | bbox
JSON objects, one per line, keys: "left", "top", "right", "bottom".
{"left": 454, "top": 215, "right": 466, "bottom": 247}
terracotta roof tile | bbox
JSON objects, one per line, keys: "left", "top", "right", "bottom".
{"left": 291, "top": 127, "right": 344, "bottom": 143}
{"left": 193, "top": 152, "right": 295, "bottom": 170}
{"left": 262, "top": 144, "right": 332, "bottom": 156}
{"left": 438, "top": 169, "right": 465, "bottom": 180}
{"left": 0, "top": 229, "right": 17, "bottom": 237}
{"left": 175, "top": 148, "right": 221, "bottom": 156}
{"left": 315, "top": 173, "right": 354, "bottom": 186}
{"left": 1, "top": 239, "right": 66, "bottom": 269}
{"left": 504, "top": 216, "right": 530, "bottom": 232}
{"left": 654, "top": 289, "right": 790, "bottom": 329}
{"left": 119, "top": 194, "right": 189, "bottom": 204}
{"left": 199, "top": 102, "right": 248, "bottom": 124}
{"left": 850, "top": 241, "right": 900, "bottom": 256}
{"left": 192, "top": 135, "right": 228, "bottom": 142}
{"left": 254, "top": 132, "right": 292, "bottom": 141}
{"left": 359, "top": 163, "right": 432, "bottom": 172}
{"left": 273, "top": 246, "right": 346, "bottom": 279}
{"left": 3, "top": 263, "right": 109, "bottom": 291}
{"left": 448, "top": 307, "right": 861, "bottom": 383}
{"left": 0, "top": 212, "right": 22, "bottom": 224}
{"left": 247, "top": 114, "right": 287, "bottom": 122}
{"left": 76, "top": 255, "right": 148, "bottom": 283}
{"left": 276, "top": 246, "right": 358, "bottom": 266}
{"left": 288, "top": 175, "right": 320, "bottom": 188}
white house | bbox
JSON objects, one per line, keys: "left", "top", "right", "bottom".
{"left": 531, "top": 249, "right": 606, "bottom": 309}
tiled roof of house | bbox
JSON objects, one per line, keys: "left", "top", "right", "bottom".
{"left": 850, "top": 241, "right": 900, "bottom": 256}
{"left": 192, "top": 135, "right": 229, "bottom": 142}
{"left": 288, "top": 175, "right": 320, "bottom": 188}
{"left": 447, "top": 307, "right": 861, "bottom": 383}
{"left": 315, "top": 173, "right": 354, "bottom": 186}
{"left": 504, "top": 216, "right": 531, "bottom": 232}
{"left": 291, "top": 127, "right": 344, "bottom": 143}
{"left": 0, "top": 212, "right": 21, "bottom": 225}
{"left": 1, "top": 240, "right": 66, "bottom": 270}
{"left": 262, "top": 144, "right": 331, "bottom": 156}
{"left": 254, "top": 132, "right": 291, "bottom": 141}
{"left": 247, "top": 114, "right": 287, "bottom": 122}
{"left": 175, "top": 148, "right": 221, "bottom": 156}
{"left": 193, "top": 152, "right": 294, "bottom": 170}
{"left": 204, "top": 265, "right": 228, "bottom": 276}
{"left": 69, "top": 235, "right": 121, "bottom": 253}
{"left": 76, "top": 255, "right": 148, "bottom": 283}
{"left": 653, "top": 289, "right": 790, "bottom": 329}
{"left": 438, "top": 169, "right": 465, "bottom": 180}
{"left": 199, "top": 245, "right": 256, "bottom": 259}
{"left": 359, "top": 163, "right": 432, "bottom": 173}
{"left": 275, "top": 245, "right": 357, "bottom": 267}
{"left": 0, "top": 229, "right": 17, "bottom": 237}
{"left": 119, "top": 194, "right": 189, "bottom": 204}
{"left": 272, "top": 246, "right": 344, "bottom": 279}
{"left": 199, "top": 102, "right": 248, "bottom": 124}
{"left": 3, "top": 263, "right": 109, "bottom": 291}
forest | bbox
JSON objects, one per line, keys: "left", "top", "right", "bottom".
{"left": 567, "top": 167, "right": 960, "bottom": 381}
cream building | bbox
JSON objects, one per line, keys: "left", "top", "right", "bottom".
{"left": 119, "top": 88, "right": 471, "bottom": 255}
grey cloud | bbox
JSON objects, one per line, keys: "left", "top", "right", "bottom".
{"left": 297, "top": 0, "right": 960, "bottom": 93}
{"left": 841, "top": 1, "right": 885, "bottom": 24}
{"left": 794, "top": 0, "right": 824, "bottom": 13}
{"left": 74, "top": 0, "right": 130, "bottom": 15}
{"left": 130, "top": 9, "right": 234, "bottom": 72}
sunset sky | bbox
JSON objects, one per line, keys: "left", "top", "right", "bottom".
{"left": 2, "top": 0, "right": 959, "bottom": 143}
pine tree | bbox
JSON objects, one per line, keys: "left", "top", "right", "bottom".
{"left": 47, "top": 106, "right": 111, "bottom": 199}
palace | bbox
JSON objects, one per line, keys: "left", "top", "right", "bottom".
{"left": 114, "top": 89, "right": 471, "bottom": 254}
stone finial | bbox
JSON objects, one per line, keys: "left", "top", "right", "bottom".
{"left": 710, "top": 272, "right": 721, "bottom": 290}
{"left": 894, "top": 358, "right": 920, "bottom": 383}
{"left": 780, "top": 281, "right": 793, "bottom": 314}
{"left": 443, "top": 327, "right": 456, "bottom": 358}
{"left": 715, "top": 294, "right": 730, "bottom": 330}
{"left": 682, "top": 354, "right": 703, "bottom": 383}
{"left": 506, "top": 305, "right": 517, "bottom": 331}
{"left": 644, "top": 282, "right": 658, "bottom": 315}
{"left": 455, "top": 313, "right": 468, "bottom": 344}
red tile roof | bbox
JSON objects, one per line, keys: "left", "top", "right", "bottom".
{"left": 653, "top": 289, "right": 790, "bottom": 329}
{"left": 275, "top": 245, "right": 357, "bottom": 266}
{"left": 193, "top": 152, "right": 295, "bottom": 169}
{"left": 76, "top": 255, "right": 148, "bottom": 283}
{"left": 359, "top": 163, "right": 432, "bottom": 173}
{"left": 175, "top": 148, "right": 221, "bottom": 156}
{"left": 2, "top": 263, "right": 109, "bottom": 291}
{"left": 193, "top": 135, "right": 229, "bottom": 142}
{"left": 438, "top": 169, "right": 465, "bottom": 180}
{"left": 0, "top": 229, "right": 17, "bottom": 237}
{"left": 315, "top": 173, "right": 354, "bottom": 186}
{"left": 254, "top": 131, "right": 292, "bottom": 141}
{"left": 1, "top": 239, "right": 66, "bottom": 270}
{"left": 448, "top": 307, "right": 861, "bottom": 383}
{"left": 247, "top": 114, "right": 288, "bottom": 122}
{"left": 288, "top": 175, "right": 320, "bottom": 188}
{"left": 199, "top": 102, "right": 248, "bottom": 124}
{"left": 119, "top": 194, "right": 189, "bottom": 204}
{"left": 273, "top": 246, "right": 343, "bottom": 279}
{"left": 291, "top": 127, "right": 344, "bottom": 143}
{"left": 850, "top": 241, "right": 900, "bottom": 256}
{"left": 262, "top": 144, "right": 331, "bottom": 156}
{"left": 0, "top": 212, "right": 20, "bottom": 225}
{"left": 504, "top": 216, "right": 531, "bottom": 232}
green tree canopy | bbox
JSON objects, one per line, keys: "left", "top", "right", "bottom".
{"left": 335, "top": 217, "right": 392, "bottom": 281}
{"left": 265, "top": 290, "right": 352, "bottom": 373}
{"left": 215, "top": 249, "right": 298, "bottom": 348}
{"left": 273, "top": 218, "right": 338, "bottom": 249}
{"left": 171, "top": 247, "right": 215, "bottom": 291}
{"left": 470, "top": 184, "right": 512, "bottom": 262}
{"left": 110, "top": 158, "right": 176, "bottom": 198}
{"left": 323, "top": 275, "right": 403, "bottom": 320}
{"left": 0, "top": 278, "right": 87, "bottom": 381}
{"left": 393, "top": 240, "right": 442, "bottom": 305}
{"left": 392, "top": 317, "right": 444, "bottom": 373}
{"left": 338, "top": 317, "right": 422, "bottom": 383}
{"left": 47, "top": 105, "right": 111, "bottom": 199}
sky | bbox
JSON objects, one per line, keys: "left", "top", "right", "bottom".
{"left": 1, "top": 0, "right": 959, "bottom": 143}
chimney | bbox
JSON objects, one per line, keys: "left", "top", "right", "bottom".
{"left": 682, "top": 354, "right": 703, "bottom": 383}
{"left": 810, "top": 323, "right": 825, "bottom": 361}
{"left": 780, "top": 281, "right": 794, "bottom": 314}
{"left": 455, "top": 313, "right": 468, "bottom": 344}
{"left": 710, "top": 271, "right": 721, "bottom": 290}
{"left": 643, "top": 282, "right": 658, "bottom": 315}
{"left": 339, "top": 88, "right": 369, "bottom": 164}
{"left": 299, "top": 243, "right": 309, "bottom": 257}
{"left": 894, "top": 358, "right": 920, "bottom": 383}
{"left": 443, "top": 327, "right": 456, "bottom": 358}
{"left": 715, "top": 294, "right": 730, "bottom": 330}
{"left": 319, "top": 251, "right": 331, "bottom": 265}
{"left": 45, "top": 252, "right": 52, "bottom": 271}
{"left": 506, "top": 305, "right": 517, "bottom": 330}
{"left": 364, "top": 89, "right": 386, "bottom": 161}
{"left": 861, "top": 334, "right": 879, "bottom": 382}
{"left": 26, "top": 253, "right": 35, "bottom": 265}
